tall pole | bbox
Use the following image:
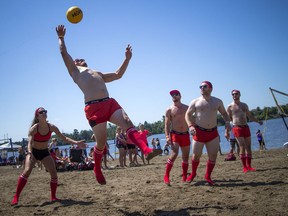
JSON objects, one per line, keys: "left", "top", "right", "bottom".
{"left": 269, "top": 87, "right": 288, "bottom": 131}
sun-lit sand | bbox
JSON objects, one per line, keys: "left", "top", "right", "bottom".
{"left": 1, "top": 148, "right": 287, "bottom": 216}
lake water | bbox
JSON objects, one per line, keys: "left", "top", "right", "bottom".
{"left": 61, "top": 117, "right": 288, "bottom": 158}
{"left": 6, "top": 118, "right": 288, "bottom": 159}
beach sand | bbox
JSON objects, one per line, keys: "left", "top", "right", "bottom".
{"left": 1, "top": 148, "right": 287, "bottom": 216}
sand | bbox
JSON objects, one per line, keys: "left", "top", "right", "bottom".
{"left": 1, "top": 148, "right": 287, "bottom": 216}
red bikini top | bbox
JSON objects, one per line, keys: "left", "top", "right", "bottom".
{"left": 33, "top": 124, "right": 52, "bottom": 142}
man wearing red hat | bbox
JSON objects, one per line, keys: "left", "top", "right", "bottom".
{"left": 164, "top": 90, "right": 190, "bottom": 185}
{"left": 227, "top": 90, "right": 263, "bottom": 173}
{"left": 185, "top": 81, "right": 231, "bottom": 185}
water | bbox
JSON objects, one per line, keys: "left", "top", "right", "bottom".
{"left": 62, "top": 118, "right": 288, "bottom": 158}
{"left": 146, "top": 117, "right": 288, "bottom": 155}
{"left": 5, "top": 118, "right": 288, "bottom": 160}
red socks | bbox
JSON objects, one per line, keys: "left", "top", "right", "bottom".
{"left": 50, "top": 178, "right": 59, "bottom": 201}
{"left": 164, "top": 159, "right": 173, "bottom": 185}
{"left": 126, "top": 127, "right": 152, "bottom": 156}
{"left": 11, "top": 175, "right": 27, "bottom": 205}
{"left": 187, "top": 159, "right": 216, "bottom": 185}
{"left": 246, "top": 154, "right": 256, "bottom": 171}
{"left": 12, "top": 175, "right": 60, "bottom": 205}
{"left": 205, "top": 160, "right": 216, "bottom": 185}
{"left": 240, "top": 154, "right": 256, "bottom": 172}
{"left": 186, "top": 159, "right": 199, "bottom": 183}
{"left": 93, "top": 147, "right": 106, "bottom": 185}
{"left": 181, "top": 161, "right": 189, "bottom": 182}
{"left": 240, "top": 154, "right": 248, "bottom": 173}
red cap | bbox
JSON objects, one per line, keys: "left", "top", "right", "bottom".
{"left": 170, "top": 90, "right": 181, "bottom": 96}
{"left": 201, "top": 81, "right": 213, "bottom": 89}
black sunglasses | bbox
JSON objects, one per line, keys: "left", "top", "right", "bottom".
{"left": 232, "top": 93, "right": 239, "bottom": 96}
{"left": 38, "top": 110, "right": 48, "bottom": 114}
{"left": 75, "top": 59, "right": 85, "bottom": 62}
{"left": 199, "top": 85, "right": 208, "bottom": 89}
{"left": 171, "top": 93, "right": 180, "bottom": 97}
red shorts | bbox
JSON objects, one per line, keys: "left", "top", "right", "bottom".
{"left": 84, "top": 98, "right": 122, "bottom": 127}
{"left": 232, "top": 125, "right": 251, "bottom": 138}
{"left": 193, "top": 126, "right": 219, "bottom": 143}
{"left": 170, "top": 131, "right": 191, "bottom": 147}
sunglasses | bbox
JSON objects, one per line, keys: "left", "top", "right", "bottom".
{"left": 232, "top": 93, "right": 239, "bottom": 96}
{"left": 38, "top": 110, "right": 48, "bottom": 114}
{"left": 199, "top": 85, "right": 208, "bottom": 89}
{"left": 171, "top": 93, "right": 180, "bottom": 97}
{"left": 75, "top": 59, "right": 85, "bottom": 62}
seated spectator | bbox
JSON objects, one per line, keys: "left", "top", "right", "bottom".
{"left": 50, "top": 148, "right": 68, "bottom": 170}
{"left": 69, "top": 148, "right": 85, "bottom": 163}
{"left": 85, "top": 147, "right": 95, "bottom": 170}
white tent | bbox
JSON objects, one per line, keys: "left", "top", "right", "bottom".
{"left": 0, "top": 143, "right": 22, "bottom": 150}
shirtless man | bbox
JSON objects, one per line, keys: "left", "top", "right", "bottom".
{"left": 227, "top": 90, "right": 263, "bottom": 172}
{"left": 185, "top": 81, "right": 230, "bottom": 185}
{"left": 56, "top": 25, "right": 162, "bottom": 185}
{"left": 164, "top": 90, "right": 190, "bottom": 185}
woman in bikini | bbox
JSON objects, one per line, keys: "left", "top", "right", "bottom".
{"left": 11, "top": 107, "right": 86, "bottom": 205}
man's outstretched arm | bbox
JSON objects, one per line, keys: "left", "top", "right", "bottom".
{"left": 56, "top": 25, "right": 80, "bottom": 82}
{"left": 102, "top": 44, "right": 132, "bottom": 83}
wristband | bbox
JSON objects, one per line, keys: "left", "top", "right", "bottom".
{"left": 189, "top": 125, "right": 194, "bottom": 128}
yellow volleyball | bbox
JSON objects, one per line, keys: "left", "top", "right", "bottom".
{"left": 66, "top": 6, "right": 83, "bottom": 24}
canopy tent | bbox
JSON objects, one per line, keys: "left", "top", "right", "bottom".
{"left": 0, "top": 143, "right": 22, "bottom": 150}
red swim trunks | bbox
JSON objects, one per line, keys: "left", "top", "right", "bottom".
{"left": 232, "top": 125, "right": 251, "bottom": 138}
{"left": 84, "top": 98, "right": 122, "bottom": 127}
{"left": 170, "top": 131, "right": 191, "bottom": 147}
{"left": 193, "top": 126, "right": 219, "bottom": 143}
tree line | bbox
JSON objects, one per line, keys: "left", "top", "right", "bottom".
{"left": 14, "top": 104, "right": 288, "bottom": 146}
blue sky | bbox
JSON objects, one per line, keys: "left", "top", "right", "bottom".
{"left": 0, "top": 0, "right": 288, "bottom": 142}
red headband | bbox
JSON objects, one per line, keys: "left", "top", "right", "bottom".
{"left": 201, "top": 81, "right": 213, "bottom": 89}
{"left": 35, "top": 107, "right": 44, "bottom": 117}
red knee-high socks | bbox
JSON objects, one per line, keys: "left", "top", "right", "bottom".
{"left": 50, "top": 178, "right": 59, "bottom": 201}
{"left": 240, "top": 154, "right": 248, "bottom": 172}
{"left": 164, "top": 158, "right": 174, "bottom": 184}
{"left": 182, "top": 161, "right": 189, "bottom": 182}
{"left": 93, "top": 147, "right": 106, "bottom": 185}
{"left": 205, "top": 160, "right": 216, "bottom": 185}
{"left": 246, "top": 154, "right": 256, "bottom": 171}
{"left": 126, "top": 127, "right": 152, "bottom": 156}
{"left": 11, "top": 175, "right": 27, "bottom": 205}
{"left": 186, "top": 159, "right": 200, "bottom": 183}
